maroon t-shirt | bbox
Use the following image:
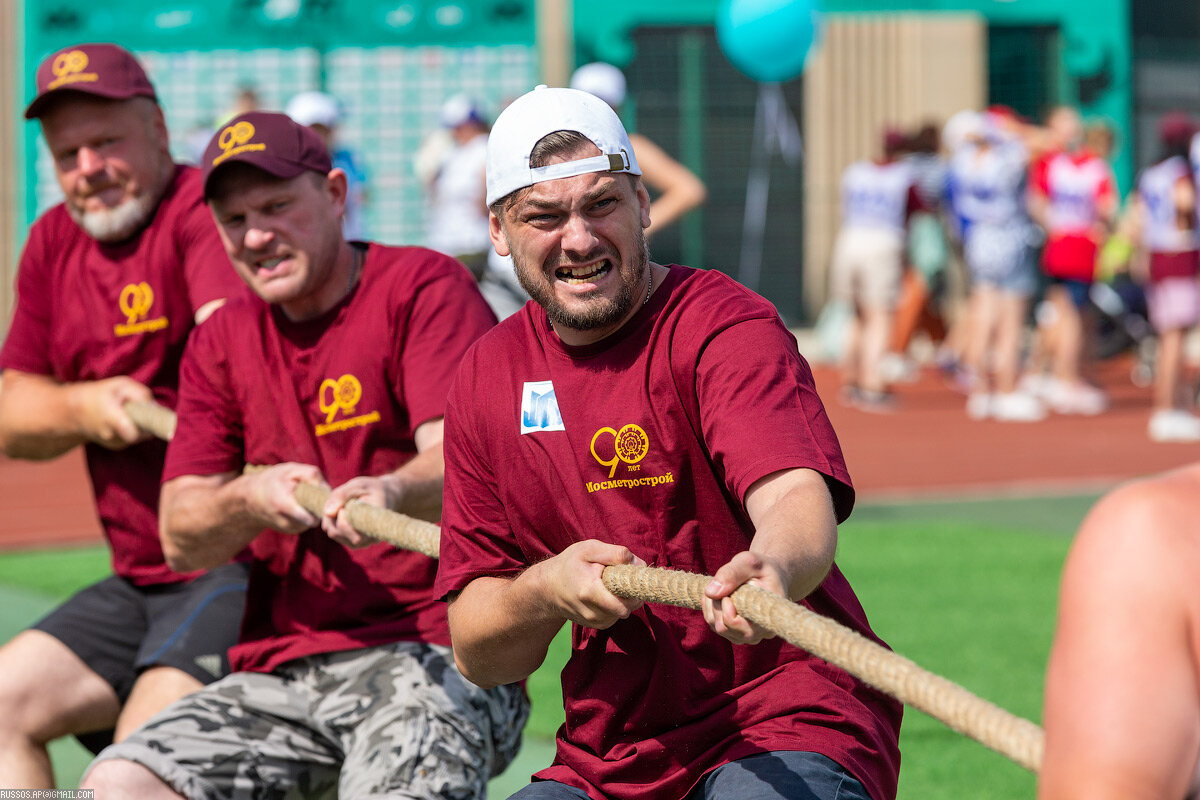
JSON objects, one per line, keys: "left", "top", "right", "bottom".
{"left": 0, "top": 165, "right": 242, "bottom": 585}
{"left": 164, "top": 244, "right": 496, "bottom": 673}
{"left": 436, "top": 265, "right": 902, "bottom": 800}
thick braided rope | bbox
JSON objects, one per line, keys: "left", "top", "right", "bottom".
{"left": 125, "top": 400, "right": 177, "bottom": 441}
{"left": 601, "top": 564, "right": 1044, "bottom": 772}
{"left": 127, "top": 400, "right": 1045, "bottom": 772}
{"left": 290, "top": 482, "right": 441, "bottom": 559}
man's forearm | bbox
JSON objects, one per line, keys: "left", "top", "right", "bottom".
{"left": 384, "top": 444, "right": 445, "bottom": 522}
{"left": 745, "top": 469, "right": 838, "bottom": 601}
{"left": 448, "top": 569, "right": 566, "bottom": 689}
{"left": 160, "top": 474, "right": 264, "bottom": 572}
{"left": 0, "top": 372, "right": 88, "bottom": 459}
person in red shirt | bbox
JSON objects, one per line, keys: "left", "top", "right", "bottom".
{"left": 1027, "top": 105, "right": 1117, "bottom": 415}
{"left": 436, "top": 86, "right": 901, "bottom": 800}
{"left": 0, "top": 43, "right": 248, "bottom": 787}
{"left": 82, "top": 111, "right": 527, "bottom": 798}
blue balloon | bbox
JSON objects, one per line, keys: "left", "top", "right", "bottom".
{"left": 717, "top": 0, "right": 820, "bottom": 83}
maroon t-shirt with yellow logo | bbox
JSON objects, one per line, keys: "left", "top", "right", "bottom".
{"left": 163, "top": 244, "right": 496, "bottom": 673}
{"left": 437, "top": 265, "right": 902, "bottom": 800}
{"left": 0, "top": 165, "right": 243, "bottom": 585}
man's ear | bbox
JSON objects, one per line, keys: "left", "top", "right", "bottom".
{"left": 636, "top": 180, "right": 651, "bottom": 230}
{"left": 489, "top": 212, "right": 511, "bottom": 257}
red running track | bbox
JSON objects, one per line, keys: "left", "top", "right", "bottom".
{"left": 0, "top": 355, "right": 1195, "bottom": 550}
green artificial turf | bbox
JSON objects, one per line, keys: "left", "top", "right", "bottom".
{"left": 0, "top": 491, "right": 1099, "bottom": 797}
{"left": 0, "top": 544, "right": 112, "bottom": 600}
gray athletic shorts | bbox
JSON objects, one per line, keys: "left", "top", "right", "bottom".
{"left": 89, "top": 641, "right": 529, "bottom": 800}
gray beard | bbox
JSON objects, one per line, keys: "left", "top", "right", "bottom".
{"left": 71, "top": 190, "right": 160, "bottom": 243}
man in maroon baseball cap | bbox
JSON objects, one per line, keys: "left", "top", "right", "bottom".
{"left": 83, "top": 111, "right": 526, "bottom": 798}
{"left": 0, "top": 42, "right": 247, "bottom": 789}
{"left": 200, "top": 110, "right": 333, "bottom": 198}
{"left": 23, "top": 42, "right": 157, "bottom": 120}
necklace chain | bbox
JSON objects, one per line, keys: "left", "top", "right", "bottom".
{"left": 642, "top": 268, "right": 653, "bottom": 308}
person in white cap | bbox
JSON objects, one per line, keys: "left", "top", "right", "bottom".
{"left": 570, "top": 62, "right": 707, "bottom": 239}
{"left": 435, "top": 86, "right": 901, "bottom": 800}
{"left": 423, "top": 93, "right": 493, "bottom": 278}
{"left": 286, "top": 89, "right": 370, "bottom": 240}
{"left": 421, "top": 94, "right": 531, "bottom": 320}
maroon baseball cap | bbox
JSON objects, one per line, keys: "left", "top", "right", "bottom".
{"left": 1159, "top": 111, "right": 1195, "bottom": 148}
{"left": 201, "top": 111, "right": 333, "bottom": 198}
{"left": 25, "top": 43, "right": 157, "bottom": 119}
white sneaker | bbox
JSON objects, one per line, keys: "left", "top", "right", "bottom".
{"left": 1046, "top": 381, "right": 1107, "bottom": 416}
{"left": 966, "top": 393, "right": 993, "bottom": 420}
{"left": 880, "top": 353, "right": 919, "bottom": 384}
{"left": 1017, "top": 373, "right": 1053, "bottom": 400}
{"left": 1148, "top": 409, "right": 1200, "bottom": 442}
{"left": 991, "top": 391, "right": 1047, "bottom": 422}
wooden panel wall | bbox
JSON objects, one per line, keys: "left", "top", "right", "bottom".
{"left": 803, "top": 13, "right": 986, "bottom": 317}
{"left": 0, "top": 0, "right": 17, "bottom": 340}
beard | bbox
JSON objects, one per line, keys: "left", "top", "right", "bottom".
{"left": 70, "top": 191, "right": 161, "bottom": 243}
{"left": 67, "top": 154, "right": 172, "bottom": 243}
{"left": 513, "top": 226, "right": 650, "bottom": 333}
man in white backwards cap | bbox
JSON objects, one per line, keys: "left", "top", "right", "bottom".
{"left": 434, "top": 86, "right": 903, "bottom": 800}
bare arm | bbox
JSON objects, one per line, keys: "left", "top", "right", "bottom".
{"left": 0, "top": 369, "right": 153, "bottom": 460}
{"left": 702, "top": 467, "right": 838, "bottom": 644}
{"left": 630, "top": 132, "right": 707, "bottom": 239}
{"left": 1038, "top": 471, "right": 1200, "bottom": 800}
{"left": 321, "top": 417, "right": 447, "bottom": 547}
{"left": 160, "top": 462, "right": 326, "bottom": 572}
{"left": 447, "top": 540, "right": 646, "bottom": 688}
{"left": 1174, "top": 175, "right": 1197, "bottom": 228}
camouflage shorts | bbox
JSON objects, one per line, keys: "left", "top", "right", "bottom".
{"left": 88, "top": 641, "right": 529, "bottom": 799}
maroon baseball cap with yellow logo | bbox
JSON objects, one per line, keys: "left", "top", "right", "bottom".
{"left": 202, "top": 111, "right": 333, "bottom": 198}
{"left": 25, "top": 43, "right": 157, "bottom": 119}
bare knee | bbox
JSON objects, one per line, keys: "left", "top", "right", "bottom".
{"left": 82, "top": 758, "right": 182, "bottom": 798}
{"left": 0, "top": 632, "right": 118, "bottom": 742}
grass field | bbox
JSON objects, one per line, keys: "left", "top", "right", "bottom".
{"left": 2, "top": 491, "right": 1097, "bottom": 797}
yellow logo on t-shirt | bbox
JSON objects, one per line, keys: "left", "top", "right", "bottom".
{"left": 48, "top": 50, "right": 99, "bottom": 90}
{"left": 315, "top": 373, "right": 380, "bottom": 436}
{"left": 586, "top": 423, "right": 674, "bottom": 493}
{"left": 212, "top": 120, "right": 265, "bottom": 167}
{"left": 114, "top": 282, "right": 168, "bottom": 337}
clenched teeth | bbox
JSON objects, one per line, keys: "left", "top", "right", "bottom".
{"left": 556, "top": 260, "right": 610, "bottom": 285}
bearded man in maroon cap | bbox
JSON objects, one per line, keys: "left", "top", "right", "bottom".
{"left": 0, "top": 43, "right": 249, "bottom": 788}
{"left": 82, "top": 111, "right": 527, "bottom": 799}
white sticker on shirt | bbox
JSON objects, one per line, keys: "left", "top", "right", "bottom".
{"left": 520, "top": 380, "right": 565, "bottom": 434}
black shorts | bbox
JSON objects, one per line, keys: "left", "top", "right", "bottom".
{"left": 33, "top": 562, "right": 248, "bottom": 752}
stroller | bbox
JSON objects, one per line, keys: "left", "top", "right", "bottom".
{"left": 1089, "top": 274, "right": 1155, "bottom": 387}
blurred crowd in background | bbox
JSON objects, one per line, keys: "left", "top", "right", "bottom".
{"left": 166, "top": 60, "right": 1200, "bottom": 445}
{"left": 825, "top": 101, "right": 1200, "bottom": 443}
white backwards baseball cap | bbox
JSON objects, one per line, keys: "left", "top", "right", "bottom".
{"left": 485, "top": 85, "right": 642, "bottom": 207}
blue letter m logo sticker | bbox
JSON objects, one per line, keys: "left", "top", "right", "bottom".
{"left": 520, "top": 381, "right": 566, "bottom": 434}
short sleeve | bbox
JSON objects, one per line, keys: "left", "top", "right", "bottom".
{"left": 695, "top": 316, "right": 854, "bottom": 522}
{"left": 162, "top": 312, "right": 245, "bottom": 481}
{"left": 435, "top": 371, "right": 530, "bottom": 599}
{"left": 0, "top": 229, "right": 55, "bottom": 376}
{"left": 397, "top": 253, "right": 498, "bottom": 428}
{"left": 178, "top": 201, "right": 243, "bottom": 316}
